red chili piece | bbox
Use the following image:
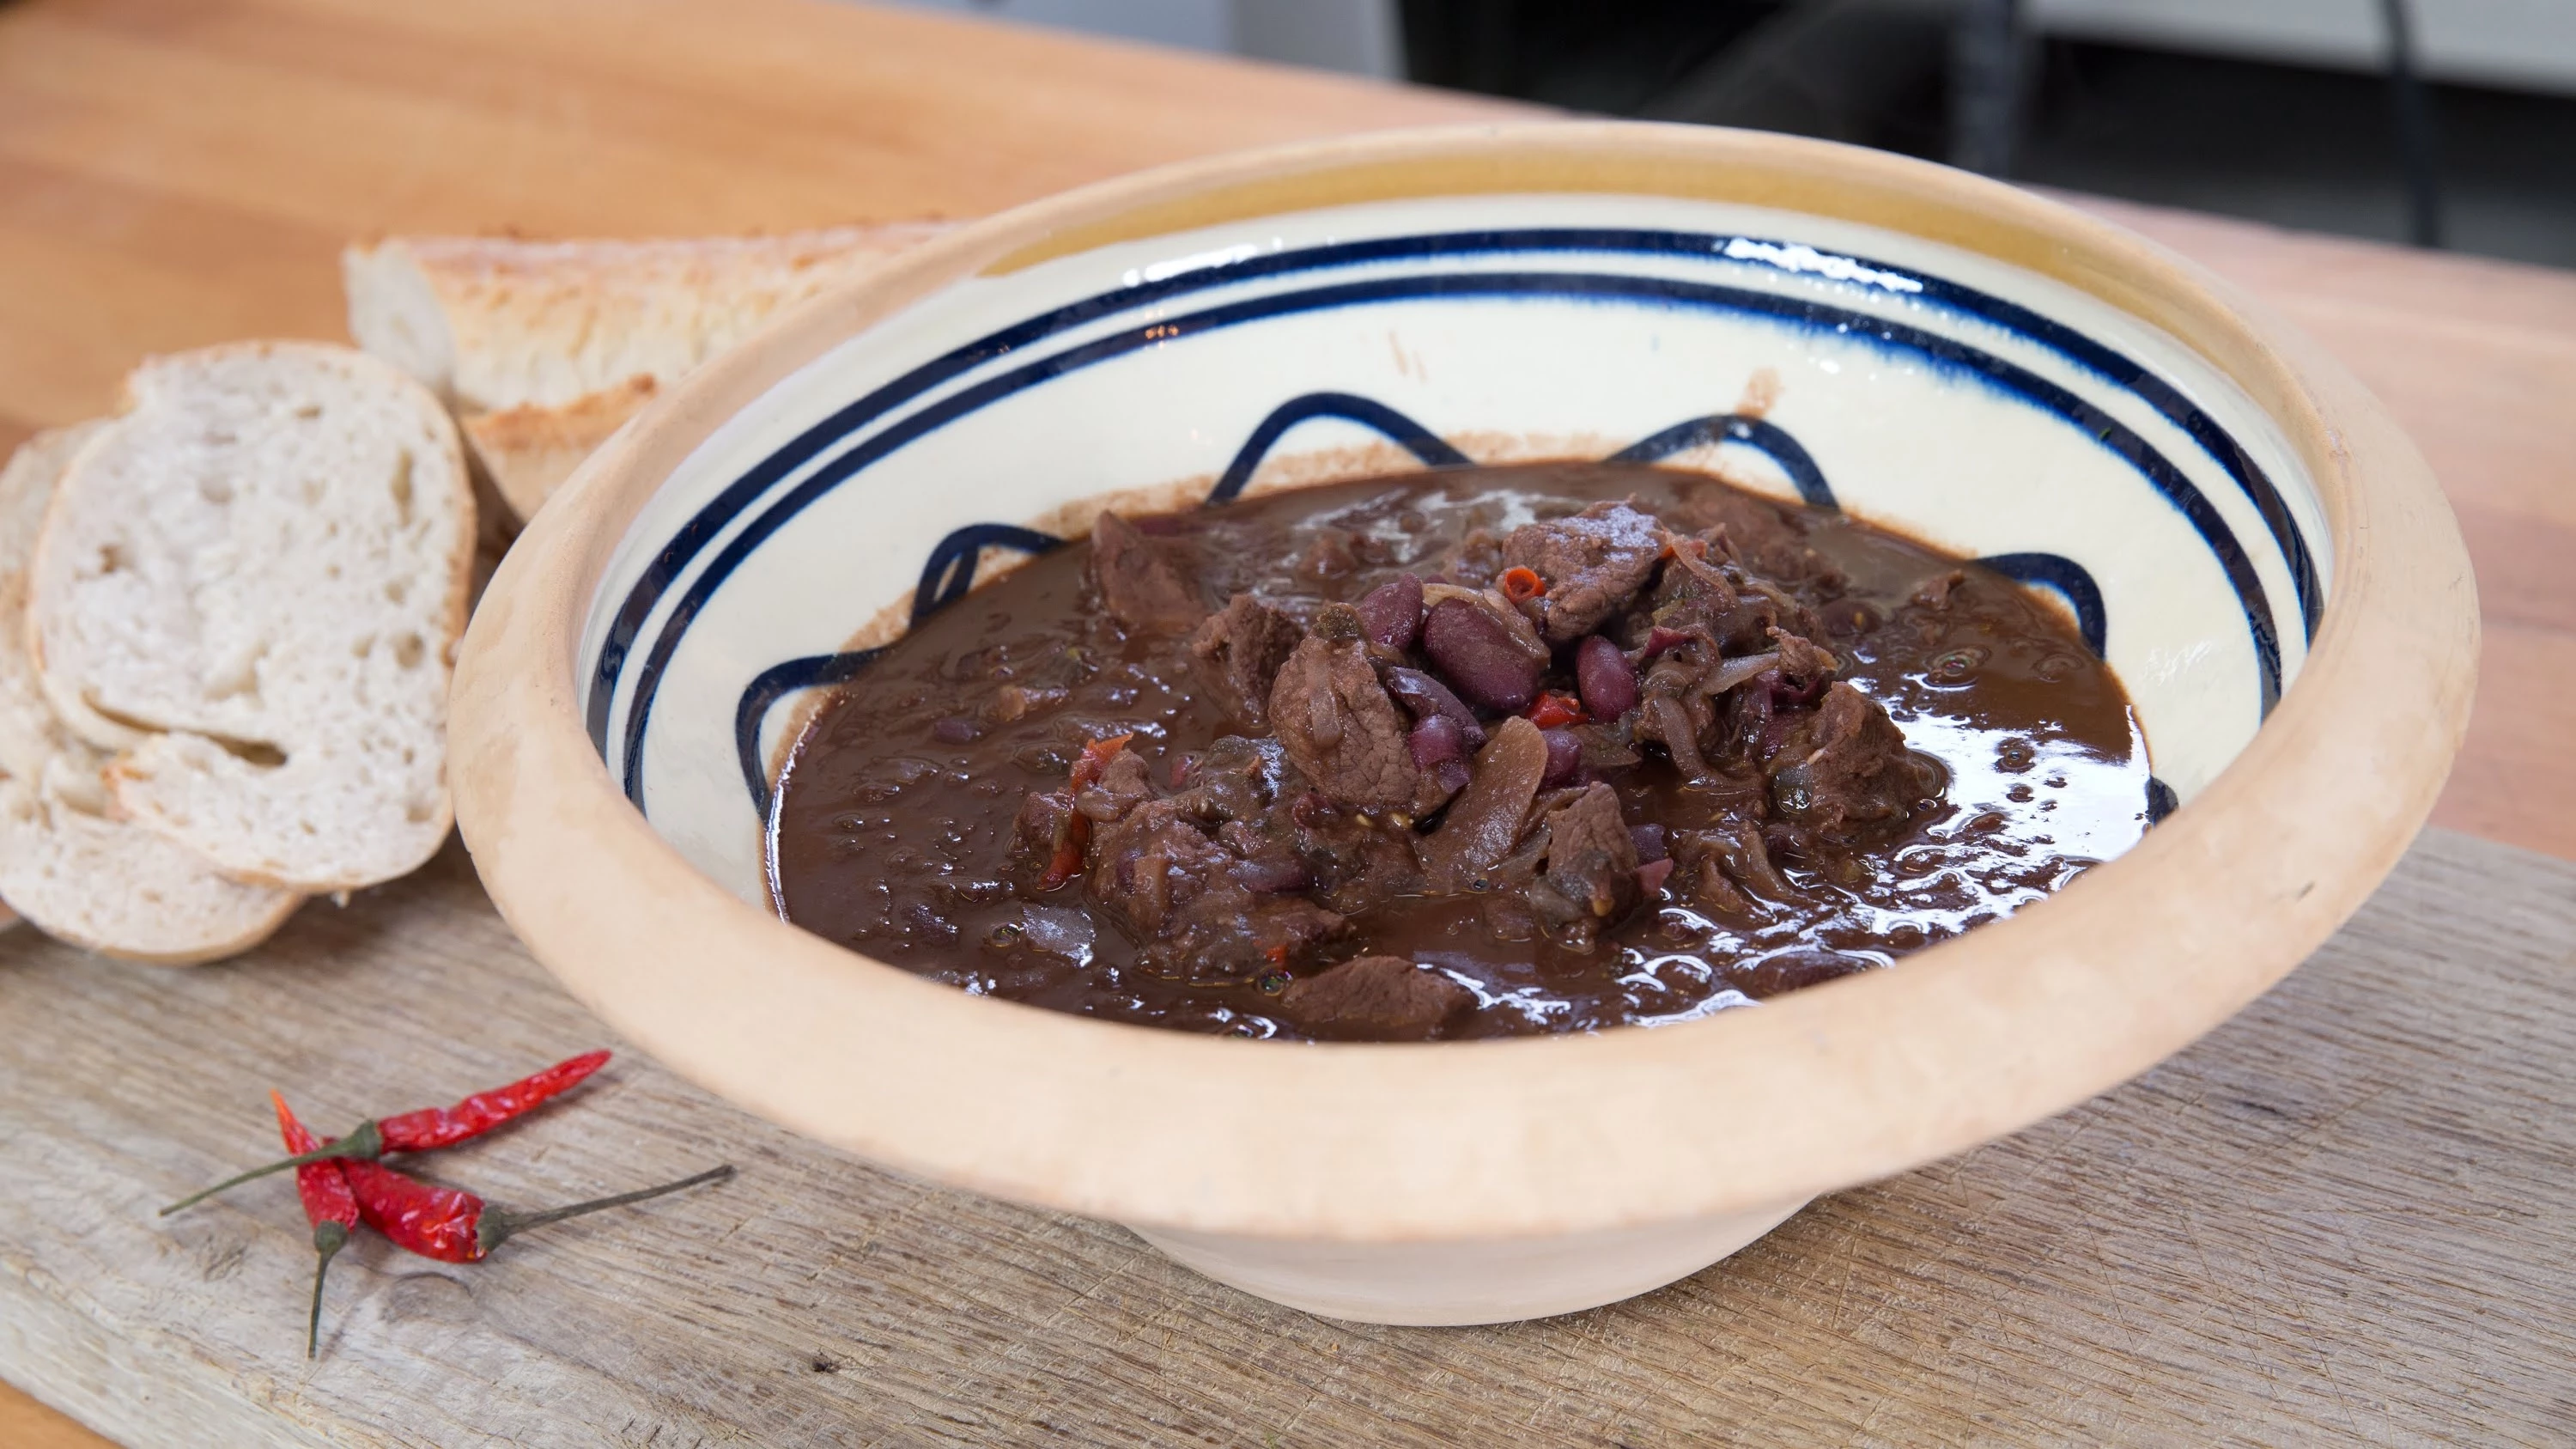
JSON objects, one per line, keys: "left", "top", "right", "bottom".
{"left": 1498, "top": 566, "right": 1546, "bottom": 603}
{"left": 342, "top": 1158, "right": 734, "bottom": 1264}
{"left": 1524, "top": 691, "right": 1589, "bottom": 730}
{"left": 271, "top": 1092, "right": 359, "bottom": 1358}
{"left": 160, "top": 1050, "right": 615, "bottom": 1215}
{"left": 1037, "top": 733, "right": 1132, "bottom": 891}
{"left": 374, "top": 1050, "right": 612, "bottom": 1154}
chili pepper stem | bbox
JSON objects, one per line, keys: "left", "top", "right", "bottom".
{"left": 475, "top": 1165, "right": 736, "bottom": 1257}
{"left": 158, "top": 1120, "right": 385, "bottom": 1216}
{"left": 307, "top": 1220, "right": 348, "bottom": 1358}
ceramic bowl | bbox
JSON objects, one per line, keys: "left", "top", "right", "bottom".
{"left": 452, "top": 123, "right": 2476, "bottom": 1325}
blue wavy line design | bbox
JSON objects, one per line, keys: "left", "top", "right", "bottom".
{"left": 1975, "top": 551, "right": 2109, "bottom": 658}
{"left": 734, "top": 648, "right": 883, "bottom": 816}
{"left": 1207, "top": 392, "right": 1470, "bottom": 503}
{"left": 911, "top": 523, "right": 1066, "bottom": 626}
{"left": 1611, "top": 414, "right": 1837, "bottom": 508}
{"left": 590, "top": 225, "right": 2323, "bottom": 776}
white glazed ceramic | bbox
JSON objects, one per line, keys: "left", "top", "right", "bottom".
{"left": 452, "top": 124, "right": 2475, "bottom": 1325}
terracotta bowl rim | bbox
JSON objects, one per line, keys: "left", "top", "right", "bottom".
{"left": 450, "top": 120, "right": 2477, "bottom": 1242}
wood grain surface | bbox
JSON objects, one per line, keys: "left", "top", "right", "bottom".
{"left": 2, "top": 829, "right": 2568, "bottom": 1447}
{"left": 2, "top": 0, "right": 2572, "bottom": 1443}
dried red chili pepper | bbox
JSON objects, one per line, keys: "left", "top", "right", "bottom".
{"left": 1524, "top": 691, "right": 1589, "bottom": 730}
{"left": 1036, "top": 733, "right": 1133, "bottom": 891}
{"left": 161, "top": 1050, "right": 613, "bottom": 1215}
{"left": 270, "top": 1092, "right": 359, "bottom": 1357}
{"left": 340, "top": 1158, "right": 734, "bottom": 1264}
{"left": 1498, "top": 566, "right": 1546, "bottom": 603}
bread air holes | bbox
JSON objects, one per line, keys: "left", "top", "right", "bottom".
{"left": 389, "top": 452, "right": 414, "bottom": 525}
{"left": 208, "top": 734, "right": 286, "bottom": 770}
{"left": 95, "top": 542, "right": 131, "bottom": 575}
{"left": 392, "top": 633, "right": 424, "bottom": 669}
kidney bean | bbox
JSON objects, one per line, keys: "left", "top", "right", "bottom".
{"left": 1355, "top": 572, "right": 1425, "bottom": 651}
{"left": 1540, "top": 728, "right": 1584, "bottom": 788}
{"left": 1423, "top": 598, "right": 1542, "bottom": 713}
{"left": 1575, "top": 634, "right": 1639, "bottom": 719}
{"left": 1407, "top": 714, "right": 1465, "bottom": 770}
{"left": 1629, "top": 823, "right": 1668, "bottom": 862}
{"left": 1385, "top": 667, "right": 1488, "bottom": 748}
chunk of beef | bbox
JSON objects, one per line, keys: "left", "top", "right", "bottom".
{"left": 1676, "top": 490, "right": 1846, "bottom": 591}
{"left": 1527, "top": 782, "right": 1640, "bottom": 933}
{"left": 1911, "top": 569, "right": 1966, "bottom": 610}
{"left": 1188, "top": 594, "right": 1303, "bottom": 728}
{"left": 1768, "top": 628, "right": 1840, "bottom": 692}
{"left": 1072, "top": 749, "right": 1157, "bottom": 822}
{"left": 1276, "top": 791, "right": 1425, "bottom": 914}
{"left": 1012, "top": 788, "right": 1080, "bottom": 871}
{"left": 1767, "top": 683, "right": 1944, "bottom": 839}
{"left": 1267, "top": 626, "right": 1428, "bottom": 815}
{"left": 1279, "top": 955, "right": 1476, "bottom": 1041}
{"left": 1087, "top": 798, "right": 1344, "bottom": 983}
{"left": 1089, "top": 511, "right": 1206, "bottom": 635}
{"left": 1170, "top": 734, "right": 1291, "bottom": 825}
{"left": 1420, "top": 716, "right": 1549, "bottom": 892}
{"left": 1501, "top": 500, "right": 1664, "bottom": 642}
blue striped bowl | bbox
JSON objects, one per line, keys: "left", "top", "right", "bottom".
{"left": 455, "top": 124, "right": 2474, "bottom": 1324}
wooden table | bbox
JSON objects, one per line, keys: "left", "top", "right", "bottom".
{"left": 2, "top": 2, "right": 2569, "bottom": 1444}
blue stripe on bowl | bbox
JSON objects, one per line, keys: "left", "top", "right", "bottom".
{"left": 589, "top": 228, "right": 2323, "bottom": 767}
{"left": 620, "top": 269, "right": 2284, "bottom": 806}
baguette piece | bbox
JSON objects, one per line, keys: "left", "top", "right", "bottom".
{"left": 343, "top": 223, "right": 946, "bottom": 520}
{"left": 0, "top": 423, "right": 301, "bottom": 963}
{"left": 27, "top": 343, "right": 473, "bottom": 892}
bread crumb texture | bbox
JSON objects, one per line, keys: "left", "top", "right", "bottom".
{"left": 29, "top": 342, "right": 471, "bottom": 892}
{"left": 0, "top": 422, "right": 301, "bottom": 962}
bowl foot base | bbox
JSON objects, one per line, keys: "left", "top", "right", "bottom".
{"left": 1127, "top": 1198, "right": 1811, "bottom": 1326}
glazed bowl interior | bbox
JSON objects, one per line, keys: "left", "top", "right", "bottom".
{"left": 456, "top": 124, "right": 2470, "bottom": 1250}
{"left": 586, "top": 193, "right": 2325, "bottom": 905}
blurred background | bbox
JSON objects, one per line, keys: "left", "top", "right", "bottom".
{"left": 892, "top": 0, "right": 2576, "bottom": 269}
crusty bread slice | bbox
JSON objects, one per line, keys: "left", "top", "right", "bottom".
{"left": 0, "top": 423, "right": 301, "bottom": 964}
{"left": 27, "top": 343, "right": 473, "bottom": 892}
{"left": 343, "top": 223, "right": 945, "bottom": 519}
{"left": 0, "top": 756, "right": 303, "bottom": 965}
{"left": 459, "top": 374, "right": 659, "bottom": 524}
{"left": 0, "top": 422, "right": 101, "bottom": 784}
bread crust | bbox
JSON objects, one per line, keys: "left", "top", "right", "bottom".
{"left": 345, "top": 223, "right": 945, "bottom": 520}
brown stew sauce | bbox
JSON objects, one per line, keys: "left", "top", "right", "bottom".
{"left": 769, "top": 463, "right": 2147, "bottom": 1042}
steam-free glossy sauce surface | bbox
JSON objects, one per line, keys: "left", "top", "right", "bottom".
{"left": 771, "top": 464, "right": 2148, "bottom": 1041}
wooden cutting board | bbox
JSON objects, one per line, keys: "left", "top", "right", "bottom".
{"left": 3, "top": 826, "right": 2568, "bottom": 1446}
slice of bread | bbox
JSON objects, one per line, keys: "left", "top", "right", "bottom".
{"left": 0, "top": 424, "right": 301, "bottom": 964}
{"left": 27, "top": 343, "right": 473, "bottom": 892}
{"left": 343, "top": 223, "right": 945, "bottom": 520}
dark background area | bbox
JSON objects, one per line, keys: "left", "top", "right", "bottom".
{"left": 1395, "top": 0, "right": 2576, "bottom": 269}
